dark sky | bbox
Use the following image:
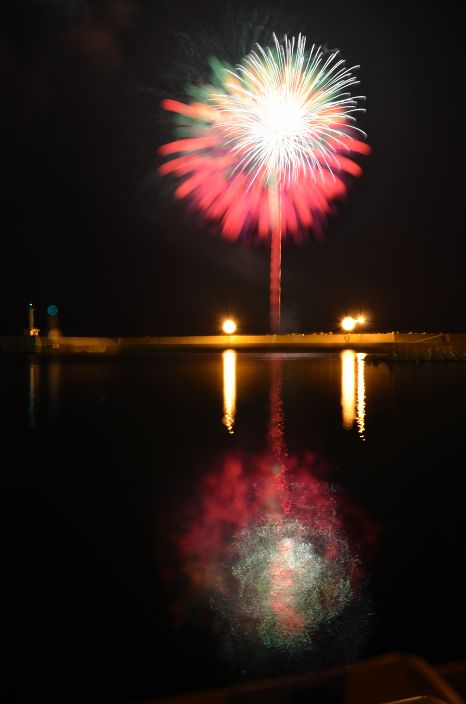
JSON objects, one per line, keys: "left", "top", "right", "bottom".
{"left": 1, "top": 0, "right": 464, "bottom": 336}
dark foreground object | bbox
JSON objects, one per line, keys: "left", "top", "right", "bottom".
{"left": 150, "top": 652, "right": 466, "bottom": 704}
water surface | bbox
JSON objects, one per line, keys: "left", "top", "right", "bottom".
{"left": 4, "top": 351, "right": 466, "bottom": 702}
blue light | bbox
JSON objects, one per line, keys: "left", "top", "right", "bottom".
{"left": 47, "top": 304, "right": 58, "bottom": 316}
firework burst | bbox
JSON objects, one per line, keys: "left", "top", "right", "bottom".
{"left": 159, "top": 33, "right": 370, "bottom": 332}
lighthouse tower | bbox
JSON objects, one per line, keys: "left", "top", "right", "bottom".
{"left": 24, "top": 303, "right": 40, "bottom": 336}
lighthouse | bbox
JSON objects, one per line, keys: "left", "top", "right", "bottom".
{"left": 24, "top": 303, "right": 40, "bottom": 336}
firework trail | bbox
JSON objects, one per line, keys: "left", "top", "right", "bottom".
{"left": 159, "top": 33, "right": 370, "bottom": 332}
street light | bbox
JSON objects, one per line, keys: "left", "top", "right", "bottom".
{"left": 341, "top": 314, "right": 367, "bottom": 332}
{"left": 222, "top": 319, "right": 237, "bottom": 335}
{"left": 341, "top": 316, "right": 357, "bottom": 332}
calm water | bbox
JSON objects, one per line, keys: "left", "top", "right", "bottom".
{"left": 4, "top": 351, "right": 466, "bottom": 702}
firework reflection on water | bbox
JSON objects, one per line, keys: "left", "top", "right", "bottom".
{"left": 163, "top": 356, "right": 377, "bottom": 670}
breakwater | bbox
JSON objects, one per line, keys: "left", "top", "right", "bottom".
{"left": 1, "top": 332, "right": 466, "bottom": 356}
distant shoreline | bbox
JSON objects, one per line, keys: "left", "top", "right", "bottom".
{"left": 1, "top": 333, "right": 466, "bottom": 358}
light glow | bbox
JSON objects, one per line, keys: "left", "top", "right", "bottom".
{"left": 341, "top": 316, "right": 356, "bottom": 332}
{"left": 222, "top": 319, "right": 237, "bottom": 335}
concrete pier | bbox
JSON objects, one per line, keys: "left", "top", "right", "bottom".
{"left": 1, "top": 332, "right": 466, "bottom": 356}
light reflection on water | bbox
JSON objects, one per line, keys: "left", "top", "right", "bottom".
{"left": 222, "top": 349, "right": 237, "bottom": 434}
{"left": 340, "top": 350, "right": 367, "bottom": 440}
{"left": 356, "top": 353, "right": 367, "bottom": 441}
{"left": 225, "top": 349, "right": 368, "bottom": 441}
{"left": 341, "top": 350, "right": 356, "bottom": 430}
{"left": 28, "top": 362, "right": 39, "bottom": 436}
{"left": 169, "top": 353, "right": 375, "bottom": 670}
{"left": 48, "top": 361, "right": 61, "bottom": 426}
{"left": 27, "top": 361, "right": 61, "bottom": 440}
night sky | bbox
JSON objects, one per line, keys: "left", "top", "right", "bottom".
{"left": 1, "top": 0, "right": 464, "bottom": 337}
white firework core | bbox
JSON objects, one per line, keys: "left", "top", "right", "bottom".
{"left": 213, "top": 33, "right": 366, "bottom": 187}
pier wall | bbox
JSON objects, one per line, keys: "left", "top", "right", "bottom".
{"left": 1, "top": 332, "right": 466, "bottom": 356}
